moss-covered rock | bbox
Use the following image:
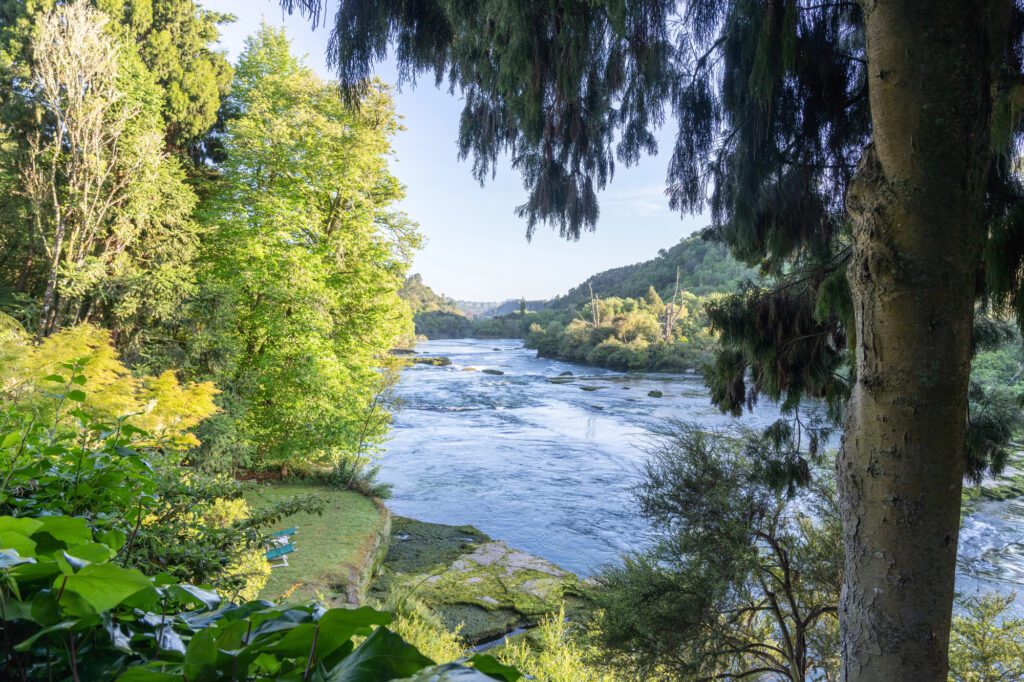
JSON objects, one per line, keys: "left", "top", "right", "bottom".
{"left": 647, "top": 390, "right": 663, "bottom": 398}
{"left": 412, "top": 356, "right": 453, "bottom": 366}
{"left": 371, "top": 518, "right": 584, "bottom": 643}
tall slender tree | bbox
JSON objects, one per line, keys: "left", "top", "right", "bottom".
{"left": 277, "top": 1, "right": 1024, "bottom": 679}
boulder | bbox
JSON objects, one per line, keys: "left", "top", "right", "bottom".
{"left": 647, "top": 390, "right": 663, "bottom": 398}
{"left": 412, "top": 356, "right": 452, "bottom": 367}
{"left": 481, "top": 369, "right": 505, "bottom": 375}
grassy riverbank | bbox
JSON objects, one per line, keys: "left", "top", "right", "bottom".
{"left": 243, "top": 483, "right": 391, "bottom": 604}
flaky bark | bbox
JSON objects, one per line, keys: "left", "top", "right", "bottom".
{"left": 840, "top": 1, "right": 1009, "bottom": 679}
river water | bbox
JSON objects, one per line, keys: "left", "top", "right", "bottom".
{"left": 379, "top": 339, "right": 1024, "bottom": 607}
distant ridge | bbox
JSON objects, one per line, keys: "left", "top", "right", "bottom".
{"left": 548, "top": 233, "right": 755, "bottom": 309}
{"left": 400, "top": 233, "right": 755, "bottom": 337}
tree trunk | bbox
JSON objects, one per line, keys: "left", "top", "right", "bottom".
{"left": 840, "top": 2, "right": 1006, "bottom": 679}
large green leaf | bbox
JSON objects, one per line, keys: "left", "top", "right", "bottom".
{"left": 0, "top": 530, "right": 36, "bottom": 557}
{"left": 313, "top": 605, "right": 393, "bottom": 662}
{"left": 33, "top": 516, "right": 92, "bottom": 548}
{"left": 183, "top": 627, "right": 219, "bottom": 681}
{"left": 326, "top": 626, "right": 434, "bottom": 681}
{"left": 259, "top": 621, "right": 317, "bottom": 657}
{"left": 13, "top": 620, "right": 77, "bottom": 652}
{"left": 465, "top": 654, "right": 521, "bottom": 681}
{"left": 0, "top": 517, "right": 43, "bottom": 537}
{"left": 59, "top": 543, "right": 113, "bottom": 573}
{"left": 58, "top": 563, "right": 152, "bottom": 613}
{"left": 116, "top": 667, "right": 180, "bottom": 681}
{"left": 10, "top": 556, "right": 59, "bottom": 582}
{"left": 168, "top": 583, "right": 221, "bottom": 610}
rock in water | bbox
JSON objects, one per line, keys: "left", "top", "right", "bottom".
{"left": 648, "top": 390, "right": 663, "bottom": 398}
{"left": 411, "top": 356, "right": 452, "bottom": 366}
{"left": 481, "top": 369, "right": 505, "bottom": 375}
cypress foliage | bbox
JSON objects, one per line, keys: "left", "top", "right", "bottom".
{"left": 279, "top": 0, "right": 1024, "bottom": 478}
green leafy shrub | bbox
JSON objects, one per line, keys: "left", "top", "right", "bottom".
{"left": 0, "top": 516, "right": 520, "bottom": 681}
{"left": 0, "top": 355, "right": 320, "bottom": 601}
{"left": 594, "top": 424, "right": 841, "bottom": 681}
{"left": 525, "top": 294, "right": 716, "bottom": 372}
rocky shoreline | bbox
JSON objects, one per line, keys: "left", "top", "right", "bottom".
{"left": 368, "top": 516, "right": 589, "bottom": 643}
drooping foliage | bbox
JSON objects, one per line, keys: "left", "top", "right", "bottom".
{"left": 281, "top": 0, "right": 678, "bottom": 240}
{"left": 179, "top": 26, "right": 420, "bottom": 473}
{"left": 281, "top": 0, "right": 1024, "bottom": 483}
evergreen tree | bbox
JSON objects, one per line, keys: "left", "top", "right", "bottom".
{"left": 278, "top": 1, "right": 1024, "bottom": 678}
{"left": 0, "top": 0, "right": 233, "bottom": 158}
{"left": 5, "top": 0, "right": 200, "bottom": 355}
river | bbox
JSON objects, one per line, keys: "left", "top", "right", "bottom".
{"left": 379, "top": 338, "right": 1024, "bottom": 607}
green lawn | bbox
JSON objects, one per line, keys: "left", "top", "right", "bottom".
{"left": 243, "top": 483, "right": 388, "bottom": 604}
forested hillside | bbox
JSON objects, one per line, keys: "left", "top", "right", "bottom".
{"left": 401, "top": 236, "right": 753, "bottom": 348}
{"left": 400, "top": 274, "right": 474, "bottom": 338}
{"left": 549, "top": 233, "right": 755, "bottom": 308}
{"left": 454, "top": 299, "right": 503, "bottom": 317}
{"left": 400, "top": 273, "right": 461, "bottom": 315}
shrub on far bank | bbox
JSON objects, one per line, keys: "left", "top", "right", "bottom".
{"left": 524, "top": 293, "right": 716, "bottom": 372}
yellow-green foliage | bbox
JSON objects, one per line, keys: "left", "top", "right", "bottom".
{"left": 204, "top": 497, "right": 252, "bottom": 529}
{"left": 387, "top": 597, "right": 468, "bottom": 664}
{"left": 204, "top": 498, "right": 272, "bottom": 602}
{"left": 225, "top": 546, "right": 272, "bottom": 602}
{"left": 0, "top": 323, "right": 218, "bottom": 448}
{"left": 144, "top": 493, "right": 271, "bottom": 601}
{"left": 497, "top": 606, "right": 619, "bottom": 682}
{"left": 526, "top": 294, "right": 716, "bottom": 372}
{"left": 948, "top": 593, "right": 1024, "bottom": 681}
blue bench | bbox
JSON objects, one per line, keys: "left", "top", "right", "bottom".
{"left": 266, "top": 528, "right": 298, "bottom": 567}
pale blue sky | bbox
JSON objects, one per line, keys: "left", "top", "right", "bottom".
{"left": 207, "top": 2, "right": 705, "bottom": 301}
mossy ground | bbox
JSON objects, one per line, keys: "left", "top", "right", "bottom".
{"left": 243, "top": 482, "right": 388, "bottom": 604}
{"left": 371, "top": 517, "right": 588, "bottom": 643}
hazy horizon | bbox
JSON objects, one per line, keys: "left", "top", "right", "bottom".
{"left": 207, "top": 1, "right": 706, "bottom": 301}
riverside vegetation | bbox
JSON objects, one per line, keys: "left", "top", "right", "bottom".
{"left": 400, "top": 235, "right": 738, "bottom": 372}
{"left": 0, "top": 3, "right": 514, "bottom": 679}
{"left": 2, "top": 1, "right": 1024, "bottom": 681}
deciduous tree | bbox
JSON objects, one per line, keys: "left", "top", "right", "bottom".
{"left": 190, "top": 26, "right": 420, "bottom": 472}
